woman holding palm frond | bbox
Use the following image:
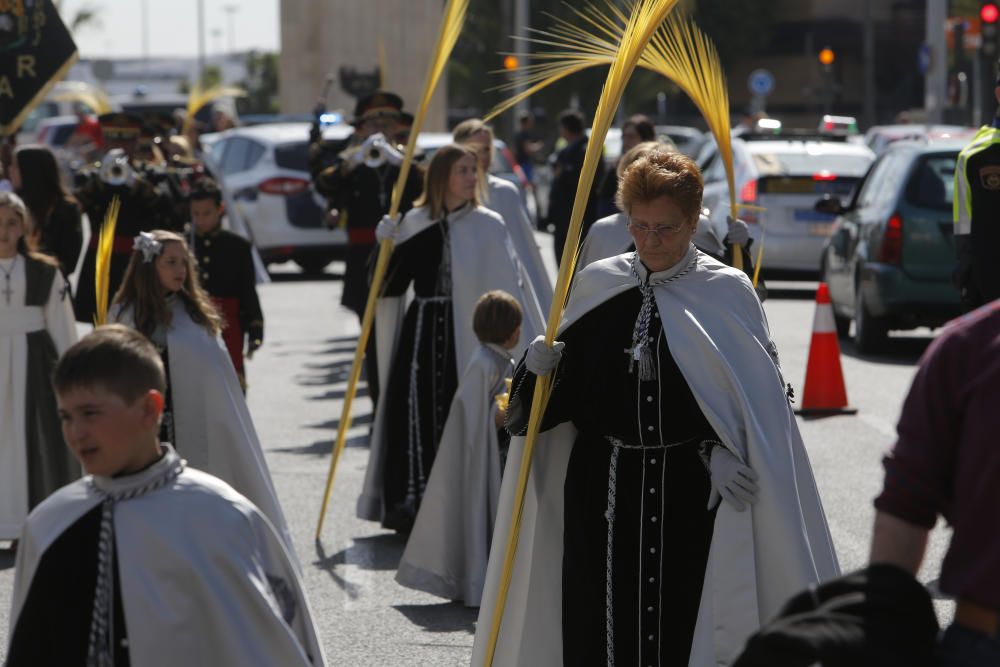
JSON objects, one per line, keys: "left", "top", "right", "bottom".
{"left": 478, "top": 150, "right": 837, "bottom": 665}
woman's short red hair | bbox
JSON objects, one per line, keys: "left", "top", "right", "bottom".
{"left": 616, "top": 148, "right": 704, "bottom": 222}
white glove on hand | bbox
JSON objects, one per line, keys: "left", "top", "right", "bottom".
{"left": 381, "top": 141, "right": 403, "bottom": 166}
{"left": 725, "top": 216, "right": 750, "bottom": 246}
{"left": 375, "top": 214, "right": 400, "bottom": 242}
{"left": 707, "top": 446, "right": 759, "bottom": 512}
{"left": 525, "top": 335, "right": 565, "bottom": 376}
{"left": 348, "top": 133, "right": 386, "bottom": 166}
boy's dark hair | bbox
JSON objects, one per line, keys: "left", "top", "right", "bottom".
{"left": 189, "top": 178, "right": 223, "bottom": 206}
{"left": 53, "top": 324, "right": 166, "bottom": 402}
{"left": 473, "top": 290, "right": 523, "bottom": 345}
{"left": 558, "top": 109, "right": 585, "bottom": 136}
{"left": 624, "top": 114, "right": 656, "bottom": 142}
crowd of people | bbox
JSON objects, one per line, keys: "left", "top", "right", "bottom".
{"left": 0, "top": 78, "right": 995, "bottom": 667}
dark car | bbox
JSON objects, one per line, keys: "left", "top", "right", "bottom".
{"left": 817, "top": 139, "right": 964, "bottom": 352}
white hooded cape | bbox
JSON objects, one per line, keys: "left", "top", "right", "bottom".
{"left": 357, "top": 203, "right": 545, "bottom": 521}
{"left": 7, "top": 446, "right": 324, "bottom": 666}
{"left": 472, "top": 248, "right": 839, "bottom": 666}
{"left": 395, "top": 343, "right": 513, "bottom": 606}
{"left": 111, "top": 301, "right": 294, "bottom": 556}
{"left": 485, "top": 174, "right": 553, "bottom": 309}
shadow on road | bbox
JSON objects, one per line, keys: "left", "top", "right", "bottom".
{"left": 313, "top": 534, "right": 408, "bottom": 599}
{"left": 840, "top": 336, "right": 933, "bottom": 366}
{"left": 307, "top": 385, "right": 371, "bottom": 401}
{"left": 267, "top": 270, "right": 344, "bottom": 283}
{"left": 305, "top": 413, "right": 374, "bottom": 432}
{"left": 765, "top": 286, "right": 819, "bottom": 301}
{"left": 275, "top": 433, "right": 369, "bottom": 456}
{"left": 392, "top": 603, "right": 477, "bottom": 635}
{"left": 0, "top": 547, "right": 15, "bottom": 571}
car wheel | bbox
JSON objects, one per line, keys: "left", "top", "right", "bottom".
{"left": 295, "top": 256, "right": 330, "bottom": 275}
{"left": 853, "top": 287, "right": 887, "bottom": 353}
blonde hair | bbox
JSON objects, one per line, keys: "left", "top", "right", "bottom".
{"left": 453, "top": 118, "right": 494, "bottom": 202}
{"left": 112, "top": 230, "right": 222, "bottom": 337}
{"left": 616, "top": 148, "right": 703, "bottom": 222}
{"left": 414, "top": 143, "right": 479, "bottom": 219}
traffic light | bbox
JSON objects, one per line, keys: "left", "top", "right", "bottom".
{"left": 984, "top": 3, "right": 999, "bottom": 56}
{"left": 502, "top": 55, "right": 519, "bottom": 71}
{"left": 982, "top": 2, "right": 999, "bottom": 24}
{"left": 818, "top": 48, "right": 835, "bottom": 67}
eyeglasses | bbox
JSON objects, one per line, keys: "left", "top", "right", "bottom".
{"left": 627, "top": 218, "right": 687, "bottom": 237}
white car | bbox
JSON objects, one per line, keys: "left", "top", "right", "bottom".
{"left": 201, "top": 122, "right": 353, "bottom": 274}
{"left": 698, "top": 132, "right": 875, "bottom": 276}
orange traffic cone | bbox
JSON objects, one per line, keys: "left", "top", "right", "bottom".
{"left": 795, "top": 283, "right": 857, "bottom": 416}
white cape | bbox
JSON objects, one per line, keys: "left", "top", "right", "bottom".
{"left": 485, "top": 174, "right": 553, "bottom": 309}
{"left": 578, "top": 211, "right": 725, "bottom": 270}
{"left": 473, "top": 248, "right": 839, "bottom": 666}
{"left": 357, "top": 204, "right": 545, "bottom": 521}
{"left": 8, "top": 447, "right": 325, "bottom": 666}
{"left": 111, "top": 301, "right": 294, "bottom": 556}
{"left": 395, "top": 343, "right": 513, "bottom": 606}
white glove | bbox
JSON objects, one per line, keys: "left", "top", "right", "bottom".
{"left": 725, "top": 216, "right": 750, "bottom": 246}
{"left": 375, "top": 214, "right": 400, "bottom": 242}
{"left": 348, "top": 132, "right": 386, "bottom": 166}
{"left": 381, "top": 140, "right": 403, "bottom": 166}
{"left": 707, "top": 446, "right": 759, "bottom": 512}
{"left": 525, "top": 335, "right": 565, "bottom": 376}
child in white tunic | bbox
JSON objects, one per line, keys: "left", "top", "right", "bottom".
{"left": 0, "top": 192, "right": 77, "bottom": 543}
{"left": 396, "top": 290, "right": 522, "bottom": 606}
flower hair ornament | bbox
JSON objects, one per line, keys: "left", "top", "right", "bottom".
{"left": 133, "top": 232, "right": 163, "bottom": 263}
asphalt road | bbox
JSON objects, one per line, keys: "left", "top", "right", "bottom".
{"left": 0, "top": 236, "right": 954, "bottom": 664}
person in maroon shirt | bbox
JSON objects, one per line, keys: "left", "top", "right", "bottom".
{"left": 871, "top": 300, "right": 1000, "bottom": 665}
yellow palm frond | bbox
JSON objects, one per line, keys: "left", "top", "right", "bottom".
{"left": 315, "top": 0, "right": 470, "bottom": 540}
{"left": 92, "top": 196, "right": 120, "bottom": 326}
{"left": 487, "top": 5, "right": 745, "bottom": 268}
{"left": 181, "top": 84, "right": 248, "bottom": 136}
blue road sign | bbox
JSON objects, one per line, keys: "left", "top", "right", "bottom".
{"left": 748, "top": 69, "right": 775, "bottom": 96}
{"left": 917, "top": 43, "right": 931, "bottom": 75}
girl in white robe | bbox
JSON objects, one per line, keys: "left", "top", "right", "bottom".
{"left": 453, "top": 119, "right": 553, "bottom": 309}
{"left": 109, "top": 230, "right": 294, "bottom": 553}
{"left": 357, "top": 144, "right": 544, "bottom": 530}
{"left": 0, "top": 192, "right": 78, "bottom": 542}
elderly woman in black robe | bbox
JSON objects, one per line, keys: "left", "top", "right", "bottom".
{"left": 473, "top": 149, "right": 838, "bottom": 666}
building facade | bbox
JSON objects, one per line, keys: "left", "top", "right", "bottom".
{"left": 279, "top": 0, "right": 448, "bottom": 130}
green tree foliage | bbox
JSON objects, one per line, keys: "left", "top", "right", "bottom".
{"left": 237, "top": 51, "right": 280, "bottom": 114}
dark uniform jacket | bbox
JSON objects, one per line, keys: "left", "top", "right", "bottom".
{"left": 72, "top": 166, "right": 182, "bottom": 322}
{"left": 191, "top": 225, "right": 263, "bottom": 381}
{"left": 308, "top": 130, "right": 423, "bottom": 316}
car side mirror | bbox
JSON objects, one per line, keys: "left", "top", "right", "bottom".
{"left": 814, "top": 195, "right": 845, "bottom": 215}
{"left": 831, "top": 228, "right": 850, "bottom": 256}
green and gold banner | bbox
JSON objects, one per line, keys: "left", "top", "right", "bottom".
{"left": 0, "top": 0, "right": 78, "bottom": 135}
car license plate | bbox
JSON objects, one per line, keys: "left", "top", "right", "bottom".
{"left": 794, "top": 209, "right": 836, "bottom": 223}
{"left": 808, "top": 223, "right": 833, "bottom": 236}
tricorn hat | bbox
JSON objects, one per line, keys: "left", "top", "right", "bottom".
{"left": 351, "top": 90, "right": 404, "bottom": 125}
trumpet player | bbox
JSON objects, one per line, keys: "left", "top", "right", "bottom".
{"left": 308, "top": 91, "right": 423, "bottom": 406}
{"left": 73, "top": 113, "right": 182, "bottom": 323}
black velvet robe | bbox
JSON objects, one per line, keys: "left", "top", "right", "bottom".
{"left": 6, "top": 505, "right": 130, "bottom": 666}
{"left": 508, "top": 287, "right": 720, "bottom": 666}
{"left": 379, "top": 218, "right": 459, "bottom": 531}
